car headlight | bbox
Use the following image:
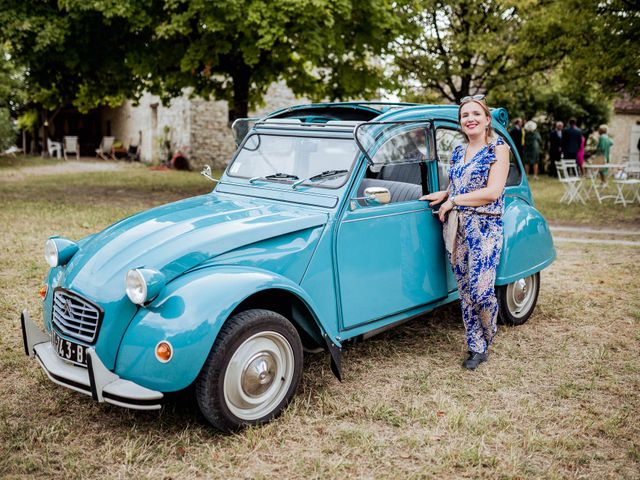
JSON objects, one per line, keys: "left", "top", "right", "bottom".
{"left": 44, "top": 237, "right": 78, "bottom": 268}
{"left": 125, "top": 268, "right": 166, "bottom": 305}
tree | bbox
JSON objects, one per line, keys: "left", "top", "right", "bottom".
{"left": 0, "top": 45, "right": 24, "bottom": 150}
{"left": 124, "top": 0, "right": 402, "bottom": 121}
{"left": 558, "top": 0, "right": 640, "bottom": 97}
{"left": 394, "top": 0, "right": 569, "bottom": 103}
{"left": 1, "top": 0, "right": 403, "bottom": 125}
{"left": 489, "top": 70, "right": 611, "bottom": 131}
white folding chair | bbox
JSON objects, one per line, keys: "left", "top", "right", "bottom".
{"left": 95, "top": 136, "right": 115, "bottom": 160}
{"left": 555, "top": 160, "right": 586, "bottom": 204}
{"left": 63, "top": 136, "right": 80, "bottom": 161}
{"left": 46, "top": 138, "right": 62, "bottom": 159}
{"left": 613, "top": 163, "right": 640, "bottom": 207}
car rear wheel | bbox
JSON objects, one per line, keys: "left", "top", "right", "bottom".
{"left": 496, "top": 272, "right": 540, "bottom": 326}
{"left": 196, "top": 309, "right": 303, "bottom": 432}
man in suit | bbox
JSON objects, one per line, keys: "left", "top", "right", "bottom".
{"left": 562, "top": 118, "right": 583, "bottom": 161}
{"left": 509, "top": 118, "right": 524, "bottom": 160}
{"left": 548, "top": 121, "right": 563, "bottom": 177}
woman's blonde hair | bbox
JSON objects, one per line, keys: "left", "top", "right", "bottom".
{"left": 458, "top": 99, "right": 495, "bottom": 143}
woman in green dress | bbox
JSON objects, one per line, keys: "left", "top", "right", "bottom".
{"left": 524, "top": 120, "right": 542, "bottom": 180}
{"left": 596, "top": 124, "right": 614, "bottom": 183}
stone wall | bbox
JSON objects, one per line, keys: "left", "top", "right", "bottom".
{"left": 190, "top": 82, "right": 312, "bottom": 169}
{"left": 100, "top": 93, "right": 191, "bottom": 163}
{"left": 102, "top": 82, "right": 311, "bottom": 169}
{"left": 610, "top": 112, "right": 640, "bottom": 165}
{"left": 189, "top": 97, "right": 234, "bottom": 169}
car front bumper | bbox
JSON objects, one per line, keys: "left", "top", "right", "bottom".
{"left": 21, "top": 309, "right": 163, "bottom": 410}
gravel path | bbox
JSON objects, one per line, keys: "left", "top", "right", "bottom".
{"left": 550, "top": 224, "right": 640, "bottom": 246}
{"left": 0, "top": 160, "right": 129, "bottom": 181}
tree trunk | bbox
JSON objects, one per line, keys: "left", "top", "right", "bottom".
{"left": 40, "top": 110, "right": 48, "bottom": 157}
{"left": 228, "top": 67, "right": 251, "bottom": 125}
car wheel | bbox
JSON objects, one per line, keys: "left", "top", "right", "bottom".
{"left": 496, "top": 272, "right": 540, "bottom": 326}
{"left": 196, "top": 309, "right": 303, "bottom": 432}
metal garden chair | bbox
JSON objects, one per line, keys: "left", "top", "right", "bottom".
{"left": 555, "top": 159, "right": 585, "bottom": 204}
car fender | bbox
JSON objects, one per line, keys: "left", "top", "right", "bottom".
{"left": 496, "top": 195, "right": 556, "bottom": 285}
{"left": 113, "top": 265, "right": 329, "bottom": 392}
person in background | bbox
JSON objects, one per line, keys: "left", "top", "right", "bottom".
{"left": 596, "top": 124, "right": 614, "bottom": 183}
{"left": 576, "top": 132, "right": 586, "bottom": 176}
{"left": 524, "top": 120, "right": 542, "bottom": 180}
{"left": 548, "top": 121, "right": 563, "bottom": 177}
{"left": 562, "top": 118, "right": 582, "bottom": 161}
{"left": 509, "top": 118, "right": 524, "bottom": 160}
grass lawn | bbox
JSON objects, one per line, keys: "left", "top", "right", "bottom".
{"left": 0, "top": 160, "right": 638, "bottom": 478}
{"left": 531, "top": 175, "right": 640, "bottom": 228}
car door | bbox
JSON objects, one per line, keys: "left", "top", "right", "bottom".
{"left": 335, "top": 122, "right": 448, "bottom": 330}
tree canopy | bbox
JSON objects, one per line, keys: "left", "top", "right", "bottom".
{"left": 1, "top": 0, "right": 402, "bottom": 122}
{"left": 0, "top": 0, "right": 636, "bottom": 143}
{"left": 394, "top": 0, "right": 638, "bottom": 123}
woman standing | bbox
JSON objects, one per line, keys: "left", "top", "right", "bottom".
{"left": 595, "top": 124, "right": 614, "bottom": 183}
{"left": 523, "top": 120, "right": 542, "bottom": 180}
{"left": 420, "top": 96, "right": 510, "bottom": 370}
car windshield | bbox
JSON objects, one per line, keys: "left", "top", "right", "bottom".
{"left": 227, "top": 134, "right": 359, "bottom": 189}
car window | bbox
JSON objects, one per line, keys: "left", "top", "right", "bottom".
{"left": 368, "top": 126, "right": 430, "bottom": 177}
{"left": 356, "top": 126, "right": 431, "bottom": 205}
{"left": 227, "top": 134, "right": 359, "bottom": 189}
{"left": 435, "top": 128, "right": 465, "bottom": 190}
{"left": 506, "top": 148, "right": 522, "bottom": 186}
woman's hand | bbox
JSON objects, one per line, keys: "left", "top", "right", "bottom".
{"left": 438, "top": 199, "right": 454, "bottom": 222}
{"left": 419, "top": 190, "right": 448, "bottom": 206}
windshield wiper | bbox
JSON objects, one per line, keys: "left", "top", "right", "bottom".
{"left": 292, "top": 170, "right": 349, "bottom": 189}
{"left": 249, "top": 172, "right": 299, "bottom": 183}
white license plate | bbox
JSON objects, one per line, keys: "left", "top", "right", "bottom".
{"left": 52, "top": 331, "right": 88, "bottom": 366}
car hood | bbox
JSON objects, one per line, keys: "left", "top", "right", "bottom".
{"left": 63, "top": 193, "right": 328, "bottom": 301}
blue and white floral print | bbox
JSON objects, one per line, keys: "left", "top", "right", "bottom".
{"left": 446, "top": 136, "right": 507, "bottom": 353}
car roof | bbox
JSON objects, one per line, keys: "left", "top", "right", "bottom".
{"left": 262, "top": 101, "right": 509, "bottom": 129}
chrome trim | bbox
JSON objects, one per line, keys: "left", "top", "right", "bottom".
{"left": 52, "top": 289, "right": 102, "bottom": 344}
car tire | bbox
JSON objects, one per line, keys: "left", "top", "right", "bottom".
{"left": 195, "top": 309, "right": 303, "bottom": 432}
{"left": 496, "top": 272, "right": 540, "bottom": 326}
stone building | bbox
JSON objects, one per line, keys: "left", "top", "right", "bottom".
{"left": 610, "top": 97, "right": 640, "bottom": 165}
{"left": 99, "top": 82, "right": 310, "bottom": 169}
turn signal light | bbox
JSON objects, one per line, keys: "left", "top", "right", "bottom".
{"left": 155, "top": 341, "right": 173, "bottom": 363}
{"left": 39, "top": 286, "right": 47, "bottom": 300}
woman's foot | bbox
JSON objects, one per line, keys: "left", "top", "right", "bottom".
{"left": 462, "top": 351, "right": 487, "bottom": 370}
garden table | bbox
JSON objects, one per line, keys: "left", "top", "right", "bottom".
{"left": 583, "top": 163, "right": 626, "bottom": 203}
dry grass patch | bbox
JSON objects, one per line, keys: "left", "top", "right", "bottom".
{"left": 0, "top": 164, "right": 638, "bottom": 478}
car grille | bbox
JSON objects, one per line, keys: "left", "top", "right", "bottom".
{"left": 52, "top": 289, "right": 102, "bottom": 344}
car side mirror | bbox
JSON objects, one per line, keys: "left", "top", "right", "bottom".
{"left": 356, "top": 187, "right": 391, "bottom": 205}
{"left": 350, "top": 187, "right": 391, "bottom": 210}
{"left": 364, "top": 187, "right": 391, "bottom": 205}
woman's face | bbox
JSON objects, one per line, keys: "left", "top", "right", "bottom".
{"left": 459, "top": 101, "right": 490, "bottom": 138}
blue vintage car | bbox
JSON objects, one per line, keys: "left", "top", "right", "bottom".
{"left": 21, "top": 102, "right": 555, "bottom": 431}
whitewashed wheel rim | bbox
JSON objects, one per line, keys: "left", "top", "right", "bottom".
{"left": 506, "top": 274, "right": 538, "bottom": 319}
{"left": 223, "top": 331, "right": 294, "bottom": 421}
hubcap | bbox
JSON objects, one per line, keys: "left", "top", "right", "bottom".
{"left": 241, "top": 353, "right": 276, "bottom": 397}
{"left": 506, "top": 274, "right": 537, "bottom": 318}
{"left": 223, "top": 331, "right": 294, "bottom": 421}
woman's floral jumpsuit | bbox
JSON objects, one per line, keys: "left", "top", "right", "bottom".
{"left": 445, "top": 136, "right": 507, "bottom": 354}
